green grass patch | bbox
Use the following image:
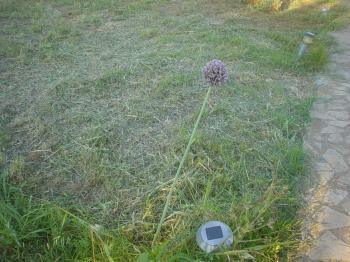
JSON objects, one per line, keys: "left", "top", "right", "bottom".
{"left": 0, "top": 172, "right": 134, "bottom": 261}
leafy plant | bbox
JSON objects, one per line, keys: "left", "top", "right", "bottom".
{"left": 246, "top": 0, "right": 295, "bottom": 11}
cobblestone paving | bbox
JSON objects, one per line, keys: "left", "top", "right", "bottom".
{"left": 302, "top": 25, "right": 350, "bottom": 261}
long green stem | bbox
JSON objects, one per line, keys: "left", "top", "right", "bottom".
{"left": 152, "top": 86, "right": 212, "bottom": 247}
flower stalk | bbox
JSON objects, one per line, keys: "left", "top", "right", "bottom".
{"left": 152, "top": 85, "right": 212, "bottom": 247}
{"left": 152, "top": 59, "right": 227, "bottom": 247}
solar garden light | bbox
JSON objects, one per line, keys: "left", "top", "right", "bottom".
{"left": 196, "top": 221, "right": 234, "bottom": 253}
{"left": 297, "top": 32, "right": 315, "bottom": 59}
{"left": 321, "top": 6, "right": 330, "bottom": 14}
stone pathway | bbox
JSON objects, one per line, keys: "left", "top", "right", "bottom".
{"left": 302, "top": 25, "right": 350, "bottom": 261}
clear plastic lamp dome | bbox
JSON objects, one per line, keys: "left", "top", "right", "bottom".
{"left": 196, "top": 221, "right": 234, "bottom": 253}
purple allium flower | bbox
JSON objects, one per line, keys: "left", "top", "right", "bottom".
{"left": 203, "top": 59, "right": 228, "bottom": 86}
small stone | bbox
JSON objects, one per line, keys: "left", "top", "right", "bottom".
{"left": 339, "top": 82, "right": 350, "bottom": 88}
{"left": 311, "top": 111, "right": 331, "bottom": 120}
{"left": 317, "top": 170, "right": 334, "bottom": 186}
{"left": 312, "top": 133, "right": 323, "bottom": 142}
{"left": 334, "top": 90, "right": 348, "bottom": 96}
{"left": 342, "top": 201, "right": 350, "bottom": 215}
{"left": 336, "top": 175, "right": 350, "bottom": 186}
{"left": 315, "top": 162, "right": 332, "bottom": 172}
{"left": 324, "top": 188, "right": 348, "bottom": 206}
{"left": 323, "top": 149, "right": 349, "bottom": 173}
{"left": 313, "top": 142, "right": 322, "bottom": 150}
{"left": 328, "top": 134, "right": 343, "bottom": 144}
{"left": 333, "top": 145, "right": 350, "bottom": 155}
{"left": 304, "top": 141, "right": 320, "bottom": 156}
{"left": 329, "top": 104, "right": 346, "bottom": 110}
{"left": 320, "top": 94, "right": 332, "bottom": 99}
{"left": 312, "top": 103, "right": 326, "bottom": 111}
{"left": 333, "top": 83, "right": 348, "bottom": 91}
{"left": 329, "top": 120, "right": 350, "bottom": 128}
{"left": 315, "top": 77, "right": 328, "bottom": 87}
{"left": 328, "top": 111, "right": 350, "bottom": 120}
{"left": 309, "top": 231, "right": 350, "bottom": 261}
{"left": 331, "top": 99, "right": 348, "bottom": 106}
{"left": 316, "top": 206, "right": 350, "bottom": 230}
{"left": 332, "top": 226, "right": 350, "bottom": 244}
{"left": 321, "top": 126, "right": 342, "bottom": 134}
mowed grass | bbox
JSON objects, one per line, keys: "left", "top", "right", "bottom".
{"left": 1, "top": 0, "right": 349, "bottom": 260}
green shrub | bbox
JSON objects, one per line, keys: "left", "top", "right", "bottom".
{"left": 246, "top": 0, "right": 295, "bottom": 11}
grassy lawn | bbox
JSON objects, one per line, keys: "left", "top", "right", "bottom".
{"left": 0, "top": 0, "right": 349, "bottom": 261}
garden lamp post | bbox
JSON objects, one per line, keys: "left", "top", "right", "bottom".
{"left": 321, "top": 6, "right": 330, "bottom": 14}
{"left": 297, "top": 32, "right": 315, "bottom": 59}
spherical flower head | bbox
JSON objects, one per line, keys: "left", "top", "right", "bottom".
{"left": 203, "top": 59, "right": 228, "bottom": 86}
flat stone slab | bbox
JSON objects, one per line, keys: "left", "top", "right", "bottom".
{"left": 328, "top": 133, "right": 343, "bottom": 144}
{"left": 328, "top": 104, "right": 347, "bottom": 110}
{"left": 334, "top": 90, "right": 349, "bottom": 96}
{"left": 315, "top": 162, "right": 333, "bottom": 172}
{"left": 328, "top": 111, "right": 350, "bottom": 120}
{"left": 342, "top": 201, "right": 350, "bottom": 215}
{"left": 304, "top": 141, "right": 321, "bottom": 156}
{"left": 323, "top": 149, "right": 349, "bottom": 173}
{"left": 309, "top": 231, "right": 350, "bottom": 261}
{"left": 324, "top": 188, "right": 348, "bottom": 206}
{"left": 346, "top": 135, "right": 350, "bottom": 145}
{"left": 336, "top": 175, "right": 350, "bottom": 186}
{"left": 311, "top": 111, "right": 331, "bottom": 120}
{"left": 317, "top": 170, "right": 334, "bottom": 186}
{"left": 315, "top": 206, "right": 350, "bottom": 231}
{"left": 329, "top": 120, "right": 350, "bottom": 128}
{"left": 341, "top": 200, "right": 350, "bottom": 215}
{"left": 321, "top": 125, "right": 343, "bottom": 134}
